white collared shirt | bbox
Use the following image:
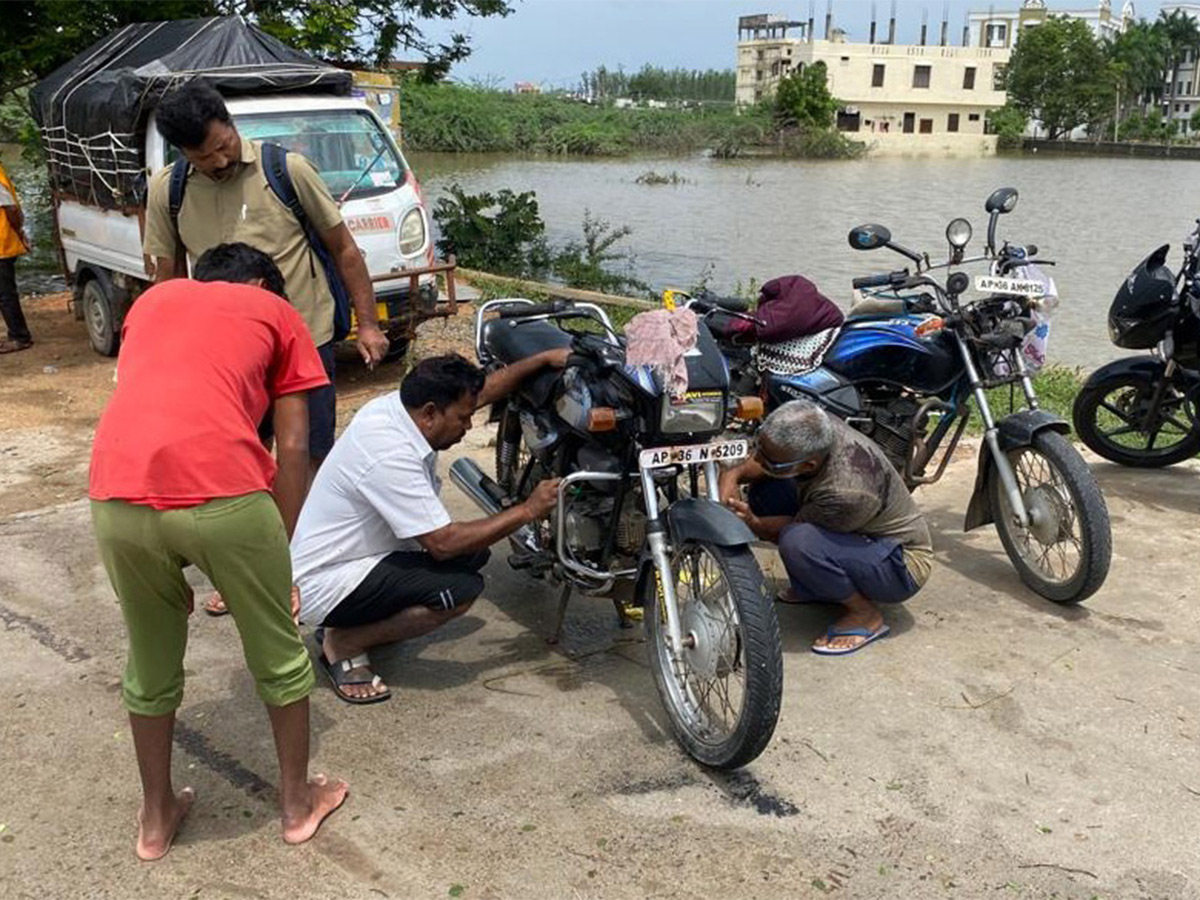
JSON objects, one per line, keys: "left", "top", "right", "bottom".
{"left": 291, "top": 393, "right": 451, "bottom": 625}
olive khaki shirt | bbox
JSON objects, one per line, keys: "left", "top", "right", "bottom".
{"left": 143, "top": 139, "right": 343, "bottom": 346}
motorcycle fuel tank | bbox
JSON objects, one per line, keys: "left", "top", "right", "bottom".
{"left": 822, "top": 315, "right": 959, "bottom": 395}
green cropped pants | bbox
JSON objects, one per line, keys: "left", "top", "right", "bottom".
{"left": 91, "top": 492, "right": 314, "bottom": 717}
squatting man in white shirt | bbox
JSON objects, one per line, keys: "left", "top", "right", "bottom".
{"left": 290, "top": 351, "right": 568, "bottom": 704}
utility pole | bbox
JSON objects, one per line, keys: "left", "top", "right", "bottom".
{"left": 1114, "top": 84, "right": 1120, "bottom": 142}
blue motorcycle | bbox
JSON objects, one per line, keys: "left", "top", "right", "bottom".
{"left": 687, "top": 188, "right": 1111, "bottom": 605}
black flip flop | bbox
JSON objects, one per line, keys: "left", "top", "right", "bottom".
{"left": 318, "top": 651, "right": 391, "bottom": 705}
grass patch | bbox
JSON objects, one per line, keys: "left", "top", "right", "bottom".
{"left": 962, "top": 365, "right": 1084, "bottom": 436}
{"left": 398, "top": 80, "right": 861, "bottom": 159}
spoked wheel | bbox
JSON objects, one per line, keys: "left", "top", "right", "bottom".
{"left": 642, "top": 541, "right": 781, "bottom": 769}
{"left": 990, "top": 431, "right": 1112, "bottom": 604}
{"left": 1073, "top": 372, "right": 1200, "bottom": 467}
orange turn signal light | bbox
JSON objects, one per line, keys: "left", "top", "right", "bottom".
{"left": 914, "top": 316, "right": 945, "bottom": 338}
{"left": 735, "top": 396, "right": 765, "bottom": 420}
{"left": 587, "top": 407, "right": 618, "bottom": 432}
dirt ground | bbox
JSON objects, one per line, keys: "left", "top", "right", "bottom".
{"left": 2, "top": 293, "right": 1200, "bottom": 899}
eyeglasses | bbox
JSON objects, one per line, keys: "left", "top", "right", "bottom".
{"left": 754, "top": 445, "right": 814, "bottom": 478}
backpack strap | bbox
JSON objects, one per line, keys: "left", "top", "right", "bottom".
{"left": 259, "top": 142, "right": 353, "bottom": 342}
{"left": 260, "top": 143, "right": 311, "bottom": 233}
{"left": 167, "top": 156, "right": 190, "bottom": 277}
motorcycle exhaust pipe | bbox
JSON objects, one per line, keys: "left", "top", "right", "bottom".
{"left": 449, "top": 458, "right": 538, "bottom": 550}
{"left": 449, "top": 457, "right": 506, "bottom": 516}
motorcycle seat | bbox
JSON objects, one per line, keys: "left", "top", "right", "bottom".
{"left": 482, "top": 318, "right": 573, "bottom": 364}
{"left": 848, "top": 296, "right": 908, "bottom": 319}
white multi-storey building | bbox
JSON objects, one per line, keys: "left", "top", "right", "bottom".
{"left": 735, "top": 14, "right": 1009, "bottom": 154}
{"left": 967, "top": 0, "right": 1135, "bottom": 50}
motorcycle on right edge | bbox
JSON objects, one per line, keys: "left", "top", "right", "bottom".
{"left": 1072, "top": 223, "right": 1200, "bottom": 467}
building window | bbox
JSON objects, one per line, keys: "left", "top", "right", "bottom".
{"left": 963, "top": 67, "right": 976, "bottom": 90}
{"left": 756, "top": 69, "right": 763, "bottom": 81}
{"left": 985, "top": 22, "right": 1008, "bottom": 46}
{"left": 913, "top": 65, "right": 931, "bottom": 89}
{"left": 968, "top": 113, "right": 981, "bottom": 121}
{"left": 919, "top": 118, "right": 934, "bottom": 134}
{"left": 948, "top": 113, "right": 960, "bottom": 132}
{"left": 903, "top": 112, "right": 915, "bottom": 133}
{"left": 872, "top": 64, "right": 885, "bottom": 87}
{"left": 992, "top": 63, "right": 1008, "bottom": 91}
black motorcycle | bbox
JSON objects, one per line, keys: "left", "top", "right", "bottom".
{"left": 449, "top": 298, "right": 782, "bottom": 769}
{"left": 1072, "top": 225, "right": 1200, "bottom": 467}
{"left": 678, "top": 188, "right": 1112, "bottom": 605}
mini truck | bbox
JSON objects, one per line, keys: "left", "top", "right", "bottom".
{"left": 30, "top": 16, "right": 455, "bottom": 357}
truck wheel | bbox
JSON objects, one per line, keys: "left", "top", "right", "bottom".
{"left": 82, "top": 275, "right": 120, "bottom": 357}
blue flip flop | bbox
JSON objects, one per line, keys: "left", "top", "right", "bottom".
{"left": 811, "top": 622, "right": 891, "bottom": 656}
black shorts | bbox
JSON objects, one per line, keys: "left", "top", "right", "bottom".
{"left": 321, "top": 550, "right": 491, "bottom": 628}
{"left": 259, "top": 341, "right": 337, "bottom": 461}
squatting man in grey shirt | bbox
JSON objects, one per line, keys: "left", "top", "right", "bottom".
{"left": 719, "top": 399, "right": 934, "bottom": 656}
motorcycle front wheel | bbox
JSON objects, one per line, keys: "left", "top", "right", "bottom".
{"left": 641, "top": 541, "right": 782, "bottom": 769}
{"left": 1072, "top": 371, "right": 1200, "bottom": 467}
{"left": 990, "top": 431, "right": 1112, "bottom": 604}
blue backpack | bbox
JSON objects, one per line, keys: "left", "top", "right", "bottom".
{"left": 167, "top": 142, "right": 352, "bottom": 342}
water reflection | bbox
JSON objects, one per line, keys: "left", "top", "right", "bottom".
{"left": 408, "top": 151, "right": 1199, "bottom": 369}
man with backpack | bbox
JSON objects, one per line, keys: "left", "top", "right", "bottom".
{"left": 142, "top": 79, "right": 389, "bottom": 465}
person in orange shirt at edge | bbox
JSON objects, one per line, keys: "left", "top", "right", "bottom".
{"left": 0, "top": 160, "right": 33, "bottom": 354}
{"left": 89, "top": 242, "right": 347, "bottom": 860}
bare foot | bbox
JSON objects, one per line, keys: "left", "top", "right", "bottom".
{"left": 136, "top": 786, "right": 195, "bottom": 861}
{"left": 282, "top": 774, "right": 349, "bottom": 845}
{"left": 204, "top": 592, "right": 229, "bottom": 616}
{"left": 322, "top": 630, "right": 389, "bottom": 702}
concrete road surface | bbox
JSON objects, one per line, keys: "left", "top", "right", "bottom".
{"left": 1, "top": 427, "right": 1198, "bottom": 900}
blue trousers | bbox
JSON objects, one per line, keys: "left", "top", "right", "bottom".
{"left": 748, "top": 479, "right": 918, "bottom": 604}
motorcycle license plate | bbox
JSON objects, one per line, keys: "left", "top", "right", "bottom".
{"left": 974, "top": 275, "right": 1046, "bottom": 297}
{"left": 639, "top": 439, "right": 749, "bottom": 470}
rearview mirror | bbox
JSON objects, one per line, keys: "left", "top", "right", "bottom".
{"left": 848, "top": 224, "right": 892, "bottom": 251}
{"left": 985, "top": 187, "right": 1019, "bottom": 214}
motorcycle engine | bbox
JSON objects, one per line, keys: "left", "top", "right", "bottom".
{"left": 863, "top": 395, "right": 922, "bottom": 472}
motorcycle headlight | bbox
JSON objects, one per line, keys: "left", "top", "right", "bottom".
{"left": 398, "top": 208, "right": 426, "bottom": 256}
{"left": 660, "top": 392, "right": 724, "bottom": 435}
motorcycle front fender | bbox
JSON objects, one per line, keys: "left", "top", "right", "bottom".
{"left": 964, "top": 410, "right": 1070, "bottom": 532}
{"left": 630, "top": 498, "right": 756, "bottom": 607}
{"left": 1080, "top": 356, "right": 1167, "bottom": 391}
{"left": 1079, "top": 355, "right": 1200, "bottom": 391}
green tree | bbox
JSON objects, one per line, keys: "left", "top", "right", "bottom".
{"left": 1006, "top": 17, "right": 1116, "bottom": 140}
{"left": 986, "top": 102, "right": 1028, "bottom": 148}
{"left": 1155, "top": 9, "right": 1200, "bottom": 122}
{"left": 1105, "top": 19, "right": 1167, "bottom": 118}
{"left": 773, "top": 61, "right": 839, "bottom": 130}
{"left": 0, "top": 0, "right": 513, "bottom": 102}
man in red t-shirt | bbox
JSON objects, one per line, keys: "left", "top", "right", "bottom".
{"left": 90, "top": 243, "right": 347, "bottom": 860}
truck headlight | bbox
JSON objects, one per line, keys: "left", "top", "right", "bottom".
{"left": 398, "top": 208, "right": 426, "bottom": 256}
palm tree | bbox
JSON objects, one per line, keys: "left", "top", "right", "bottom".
{"left": 1155, "top": 9, "right": 1200, "bottom": 127}
{"left": 1106, "top": 19, "right": 1167, "bottom": 120}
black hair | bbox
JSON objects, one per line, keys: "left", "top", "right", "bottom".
{"left": 400, "top": 354, "right": 486, "bottom": 412}
{"left": 193, "top": 243, "right": 288, "bottom": 300}
{"left": 155, "top": 79, "right": 231, "bottom": 149}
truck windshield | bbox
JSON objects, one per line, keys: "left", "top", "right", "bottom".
{"left": 234, "top": 109, "right": 406, "bottom": 202}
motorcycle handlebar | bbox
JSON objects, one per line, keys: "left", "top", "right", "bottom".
{"left": 852, "top": 269, "right": 909, "bottom": 290}
{"left": 498, "top": 300, "right": 567, "bottom": 318}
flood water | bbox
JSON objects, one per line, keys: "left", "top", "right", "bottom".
{"left": 7, "top": 139, "right": 1191, "bottom": 368}
{"left": 410, "top": 151, "right": 1194, "bottom": 370}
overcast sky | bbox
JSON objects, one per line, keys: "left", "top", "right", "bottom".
{"left": 423, "top": 0, "right": 1165, "bottom": 89}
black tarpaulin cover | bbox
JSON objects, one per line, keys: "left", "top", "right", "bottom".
{"left": 30, "top": 16, "right": 352, "bottom": 209}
